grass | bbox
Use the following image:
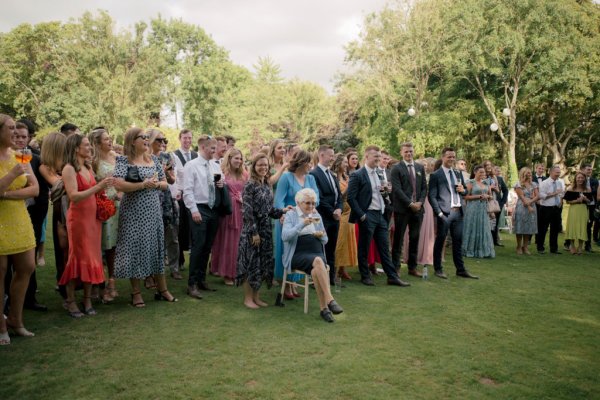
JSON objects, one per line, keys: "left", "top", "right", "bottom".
{"left": 1, "top": 230, "right": 600, "bottom": 400}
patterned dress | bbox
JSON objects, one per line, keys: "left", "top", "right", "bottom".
{"left": 512, "top": 182, "right": 538, "bottom": 235}
{"left": 236, "top": 180, "right": 284, "bottom": 291}
{"left": 462, "top": 180, "right": 495, "bottom": 258}
{"left": 334, "top": 176, "right": 357, "bottom": 268}
{"left": 113, "top": 155, "right": 166, "bottom": 279}
{"left": 0, "top": 150, "right": 36, "bottom": 255}
{"left": 96, "top": 159, "right": 120, "bottom": 250}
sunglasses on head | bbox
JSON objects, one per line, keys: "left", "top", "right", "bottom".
{"left": 155, "top": 138, "right": 168, "bottom": 144}
{"left": 135, "top": 135, "right": 150, "bottom": 140}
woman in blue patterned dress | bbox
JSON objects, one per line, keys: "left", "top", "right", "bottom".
{"left": 513, "top": 167, "right": 539, "bottom": 255}
{"left": 113, "top": 128, "right": 177, "bottom": 308}
{"left": 274, "top": 149, "right": 319, "bottom": 299}
{"left": 462, "top": 165, "right": 495, "bottom": 258}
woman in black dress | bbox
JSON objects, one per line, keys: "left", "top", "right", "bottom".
{"left": 236, "top": 154, "right": 290, "bottom": 309}
{"left": 282, "top": 188, "right": 344, "bottom": 322}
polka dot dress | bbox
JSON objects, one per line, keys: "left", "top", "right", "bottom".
{"left": 113, "top": 155, "right": 166, "bottom": 279}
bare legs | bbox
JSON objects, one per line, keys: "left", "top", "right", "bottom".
{"left": 154, "top": 274, "right": 175, "bottom": 301}
{"left": 516, "top": 234, "right": 532, "bottom": 254}
{"left": 243, "top": 281, "right": 268, "bottom": 309}
{"left": 3, "top": 250, "right": 35, "bottom": 335}
{"left": 310, "top": 257, "right": 334, "bottom": 311}
{"left": 570, "top": 239, "right": 584, "bottom": 255}
{"left": 130, "top": 278, "right": 144, "bottom": 308}
{"left": 516, "top": 234, "right": 523, "bottom": 254}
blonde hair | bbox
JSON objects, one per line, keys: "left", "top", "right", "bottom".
{"left": 40, "top": 132, "right": 67, "bottom": 173}
{"left": 221, "top": 148, "right": 246, "bottom": 180}
{"left": 518, "top": 167, "right": 532, "bottom": 186}
{"left": 88, "top": 127, "right": 108, "bottom": 172}
{"left": 123, "top": 127, "right": 151, "bottom": 162}
{"left": 146, "top": 128, "right": 163, "bottom": 155}
{"left": 268, "top": 139, "right": 285, "bottom": 166}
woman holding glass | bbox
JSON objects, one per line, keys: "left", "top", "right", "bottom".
{"left": 282, "top": 188, "right": 343, "bottom": 322}
{"left": 0, "top": 114, "right": 38, "bottom": 343}
{"left": 113, "top": 128, "right": 177, "bottom": 308}
{"left": 513, "top": 167, "right": 539, "bottom": 254}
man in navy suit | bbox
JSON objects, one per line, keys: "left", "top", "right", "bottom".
{"left": 391, "top": 142, "right": 427, "bottom": 277}
{"left": 428, "top": 147, "right": 478, "bottom": 279}
{"left": 310, "top": 145, "right": 343, "bottom": 284}
{"left": 347, "top": 145, "right": 410, "bottom": 287}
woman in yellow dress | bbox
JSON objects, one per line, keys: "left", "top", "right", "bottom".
{"left": 0, "top": 114, "right": 39, "bottom": 345}
{"left": 333, "top": 153, "right": 357, "bottom": 280}
{"left": 564, "top": 172, "right": 592, "bottom": 255}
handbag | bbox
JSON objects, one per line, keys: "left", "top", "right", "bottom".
{"left": 487, "top": 199, "right": 501, "bottom": 213}
{"left": 125, "top": 165, "right": 143, "bottom": 183}
{"left": 96, "top": 190, "right": 116, "bottom": 222}
{"left": 216, "top": 185, "right": 233, "bottom": 216}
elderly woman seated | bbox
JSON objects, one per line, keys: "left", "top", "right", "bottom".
{"left": 282, "top": 188, "right": 344, "bottom": 322}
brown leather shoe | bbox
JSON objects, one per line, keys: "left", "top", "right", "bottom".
{"left": 408, "top": 269, "right": 422, "bottom": 278}
{"left": 171, "top": 271, "right": 183, "bottom": 280}
{"left": 187, "top": 285, "right": 203, "bottom": 299}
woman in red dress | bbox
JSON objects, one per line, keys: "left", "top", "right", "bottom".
{"left": 60, "top": 134, "right": 114, "bottom": 318}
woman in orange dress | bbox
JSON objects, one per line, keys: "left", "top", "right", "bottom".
{"left": 333, "top": 154, "right": 357, "bottom": 279}
{"left": 0, "top": 114, "right": 39, "bottom": 344}
{"left": 59, "top": 134, "right": 114, "bottom": 318}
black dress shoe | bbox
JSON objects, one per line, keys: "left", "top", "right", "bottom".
{"left": 550, "top": 251, "right": 562, "bottom": 255}
{"left": 320, "top": 309, "right": 335, "bottom": 323}
{"left": 434, "top": 270, "right": 448, "bottom": 279}
{"left": 456, "top": 271, "right": 479, "bottom": 279}
{"left": 494, "top": 242, "right": 504, "bottom": 247}
{"left": 387, "top": 278, "right": 411, "bottom": 287}
{"left": 24, "top": 302, "right": 48, "bottom": 312}
{"left": 327, "top": 300, "right": 344, "bottom": 314}
{"left": 197, "top": 282, "right": 217, "bottom": 291}
{"left": 361, "top": 278, "right": 375, "bottom": 286}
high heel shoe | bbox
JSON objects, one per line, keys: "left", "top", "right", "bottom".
{"left": 64, "top": 300, "right": 84, "bottom": 319}
{"left": 6, "top": 322, "right": 35, "bottom": 337}
{"left": 81, "top": 297, "right": 97, "bottom": 316}
{"left": 284, "top": 292, "right": 295, "bottom": 300}
{"left": 338, "top": 267, "right": 352, "bottom": 280}
{"left": 0, "top": 331, "right": 10, "bottom": 345}
{"left": 131, "top": 291, "right": 145, "bottom": 308}
{"left": 107, "top": 278, "right": 119, "bottom": 298}
{"left": 154, "top": 290, "right": 178, "bottom": 302}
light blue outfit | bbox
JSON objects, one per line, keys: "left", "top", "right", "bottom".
{"left": 273, "top": 172, "right": 319, "bottom": 280}
{"left": 281, "top": 209, "right": 328, "bottom": 273}
{"left": 462, "top": 180, "right": 495, "bottom": 258}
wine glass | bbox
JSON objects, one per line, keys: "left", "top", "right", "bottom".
{"left": 14, "top": 148, "right": 32, "bottom": 176}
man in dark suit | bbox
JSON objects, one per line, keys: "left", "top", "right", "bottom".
{"left": 428, "top": 147, "right": 478, "bottom": 279}
{"left": 347, "top": 145, "right": 410, "bottom": 287}
{"left": 391, "top": 142, "right": 427, "bottom": 277}
{"left": 173, "top": 129, "right": 198, "bottom": 272}
{"left": 582, "top": 163, "right": 598, "bottom": 252}
{"left": 310, "top": 145, "right": 343, "bottom": 285}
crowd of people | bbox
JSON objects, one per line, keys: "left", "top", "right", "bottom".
{"left": 1, "top": 113, "right": 600, "bottom": 343}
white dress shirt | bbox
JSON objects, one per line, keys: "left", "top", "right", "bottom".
{"left": 318, "top": 163, "right": 339, "bottom": 203}
{"left": 365, "top": 165, "right": 385, "bottom": 213}
{"left": 173, "top": 148, "right": 193, "bottom": 195}
{"left": 182, "top": 155, "right": 222, "bottom": 214}
{"left": 441, "top": 166, "right": 462, "bottom": 208}
{"left": 538, "top": 177, "right": 565, "bottom": 207}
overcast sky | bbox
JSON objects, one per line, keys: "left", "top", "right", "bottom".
{"left": 1, "top": 0, "right": 390, "bottom": 92}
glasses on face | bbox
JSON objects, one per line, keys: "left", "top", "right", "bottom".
{"left": 135, "top": 135, "right": 150, "bottom": 141}
{"left": 302, "top": 201, "right": 316, "bottom": 206}
{"left": 155, "top": 138, "right": 168, "bottom": 144}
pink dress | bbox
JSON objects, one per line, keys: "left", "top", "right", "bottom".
{"left": 402, "top": 198, "right": 436, "bottom": 265}
{"left": 355, "top": 224, "right": 382, "bottom": 264}
{"left": 59, "top": 172, "right": 104, "bottom": 284}
{"left": 211, "top": 174, "right": 247, "bottom": 279}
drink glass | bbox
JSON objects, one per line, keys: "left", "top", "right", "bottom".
{"left": 14, "top": 148, "right": 32, "bottom": 176}
{"left": 213, "top": 173, "right": 221, "bottom": 183}
{"left": 334, "top": 277, "right": 342, "bottom": 293}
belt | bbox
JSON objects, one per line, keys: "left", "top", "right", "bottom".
{"left": 451, "top": 207, "right": 461, "bottom": 211}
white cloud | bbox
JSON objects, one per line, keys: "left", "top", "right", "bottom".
{"left": 0, "top": 0, "right": 389, "bottom": 92}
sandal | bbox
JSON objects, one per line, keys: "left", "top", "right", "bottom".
{"left": 154, "top": 290, "right": 178, "bottom": 302}
{"left": 107, "top": 278, "right": 119, "bottom": 298}
{"left": 64, "top": 300, "right": 84, "bottom": 319}
{"left": 0, "top": 331, "right": 10, "bottom": 346}
{"left": 82, "top": 297, "right": 98, "bottom": 316}
{"left": 131, "top": 291, "right": 145, "bottom": 308}
{"left": 6, "top": 322, "right": 35, "bottom": 337}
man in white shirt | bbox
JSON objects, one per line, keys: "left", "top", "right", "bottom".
{"left": 457, "top": 159, "right": 471, "bottom": 182}
{"left": 213, "top": 136, "right": 228, "bottom": 164}
{"left": 172, "top": 129, "right": 198, "bottom": 271}
{"left": 536, "top": 165, "right": 565, "bottom": 254}
{"left": 183, "top": 135, "right": 224, "bottom": 298}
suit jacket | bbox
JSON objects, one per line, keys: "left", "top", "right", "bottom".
{"left": 391, "top": 161, "right": 427, "bottom": 214}
{"left": 588, "top": 177, "right": 599, "bottom": 205}
{"left": 496, "top": 176, "right": 509, "bottom": 208}
{"left": 347, "top": 167, "right": 382, "bottom": 223}
{"left": 428, "top": 168, "right": 466, "bottom": 216}
{"left": 309, "top": 166, "right": 343, "bottom": 219}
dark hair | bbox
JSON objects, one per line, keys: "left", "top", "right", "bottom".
{"left": 441, "top": 147, "right": 454, "bottom": 156}
{"left": 224, "top": 135, "right": 235, "bottom": 144}
{"left": 17, "top": 118, "right": 36, "bottom": 135}
{"left": 64, "top": 134, "right": 91, "bottom": 173}
{"left": 15, "top": 121, "right": 28, "bottom": 130}
{"left": 331, "top": 153, "right": 347, "bottom": 180}
{"left": 346, "top": 151, "right": 360, "bottom": 171}
{"left": 179, "top": 129, "right": 193, "bottom": 139}
{"left": 470, "top": 164, "right": 484, "bottom": 179}
{"left": 249, "top": 153, "right": 271, "bottom": 184}
{"left": 318, "top": 144, "right": 333, "bottom": 154}
{"left": 60, "top": 123, "right": 79, "bottom": 134}
{"left": 581, "top": 163, "right": 592, "bottom": 169}
{"left": 288, "top": 149, "right": 311, "bottom": 173}
{"left": 434, "top": 159, "right": 443, "bottom": 171}
{"left": 364, "top": 145, "right": 380, "bottom": 153}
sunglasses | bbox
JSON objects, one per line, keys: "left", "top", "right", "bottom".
{"left": 135, "top": 135, "right": 150, "bottom": 140}
{"left": 155, "top": 138, "right": 169, "bottom": 144}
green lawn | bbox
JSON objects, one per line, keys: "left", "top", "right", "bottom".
{"left": 2, "top": 231, "right": 599, "bottom": 400}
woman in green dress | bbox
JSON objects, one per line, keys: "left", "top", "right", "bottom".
{"left": 564, "top": 172, "right": 592, "bottom": 255}
{"left": 462, "top": 165, "right": 495, "bottom": 258}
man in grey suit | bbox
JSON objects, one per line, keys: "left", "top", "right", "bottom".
{"left": 391, "top": 142, "right": 427, "bottom": 277}
{"left": 428, "top": 147, "right": 479, "bottom": 279}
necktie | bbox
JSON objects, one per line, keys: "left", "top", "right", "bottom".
{"left": 408, "top": 164, "right": 416, "bottom": 201}
{"left": 326, "top": 169, "right": 338, "bottom": 203}
{"left": 552, "top": 180, "right": 558, "bottom": 206}
{"left": 206, "top": 162, "right": 215, "bottom": 208}
{"left": 449, "top": 170, "right": 457, "bottom": 206}
{"left": 185, "top": 152, "right": 190, "bottom": 162}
